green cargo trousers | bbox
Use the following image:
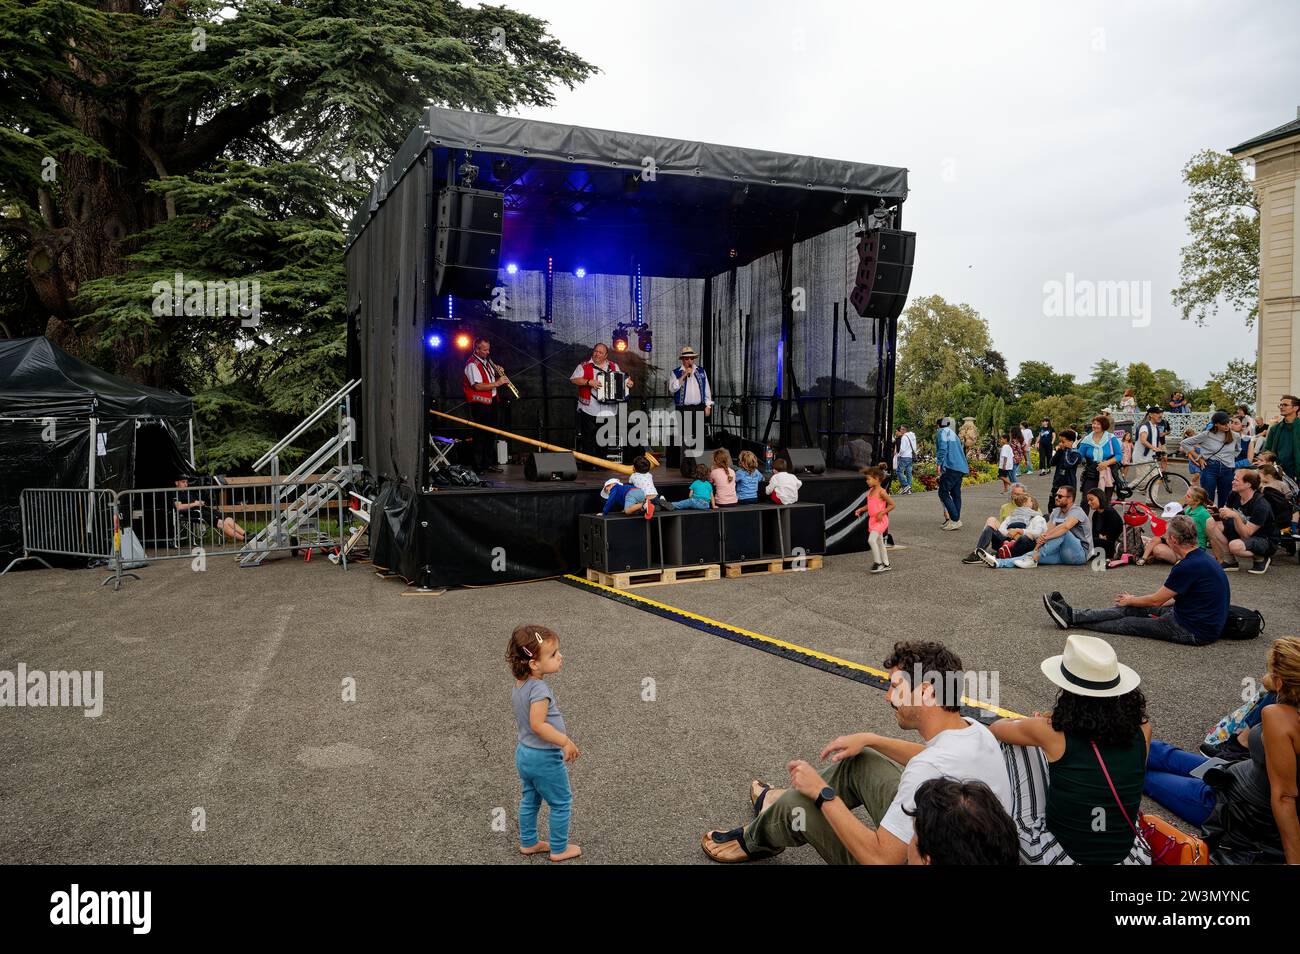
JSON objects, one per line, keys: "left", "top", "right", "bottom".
{"left": 742, "top": 748, "right": 905, "bottom": 865}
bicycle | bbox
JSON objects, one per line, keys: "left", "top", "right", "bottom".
{"left": 1119, "top": 458, "right": 1190, "bottom": 507}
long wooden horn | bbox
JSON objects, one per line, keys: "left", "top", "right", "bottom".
{"left": 429, "top": 409, "right": 659, "bottom": 476}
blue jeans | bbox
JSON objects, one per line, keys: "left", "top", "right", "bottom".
{"left": 1011, "top": 462, "right": 1021, "bottom": 483}
{"left": 937, "top": 469, "right": 964, "bottom": 521}
{"left": 897, "top": 456, "right": 913, "bottom": 490}
{"left": 994, "top": 532, "right": 1087, "bottom": 567}
{"left": 1199, "top": 460, "right": 1233, "bottom": 507}
{"left": 1143, "top": 740, "right": 1216, "bottom": 827}
{"left": 674, "top": 497, "right": 710, "bottom": 510}
{"left": 517, "top": 743, "right": 573, "bottom": 853}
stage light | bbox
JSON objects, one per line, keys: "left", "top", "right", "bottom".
{"left": 492, "top": 159, "right": 512, "bottom": 180}
{"left": 455, "top": 333, "right": 472, "bottom": 350}
{"left": 637, "top": 325, "right": 653, "bottom": 353}
{"left": 612, "top": 324, "right": 629, "bottom": 352}
{"left": 506, "top": 263, "right": 518, "bottom": 275}
{"left": 574, "top": 267, "right": 587, "bottom": 278}
{"left": 427, "top": 333, "right": 443, "bottom": 350}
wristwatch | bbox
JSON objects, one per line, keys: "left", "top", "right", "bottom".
{"left": 814, "top": 786, "right": 837, "bottom": 809}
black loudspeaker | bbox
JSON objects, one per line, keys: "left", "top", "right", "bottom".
{"left": 721, "top": 507, "right": 764, "bottom": 562}
{"left": 524, "top": 452, "right": 577, "bottom": 482}
{"left": 780, "top": 447, "right": 826, "bottom": 475}
{"left": 675, "top": 511, "right": 722, "bottom": 565}
{"left": 580, "top": 515, "right": 651, "bottom": 572}
{"left": 786, "top": 503, "right": 827, "bottom": 555}
{"left": 434, "top": 186, "right": 503, "bottom": 299}
{"left": 850, "top": 228, "right": 916, "bottom": 320}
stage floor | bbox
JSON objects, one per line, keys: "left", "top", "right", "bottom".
{"left": 432, "top": 463, "right": 866, "bottom": 494}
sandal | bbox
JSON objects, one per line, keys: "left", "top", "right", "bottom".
{"left": 750, "top": 780, "right": 774, "bottom": 816}
{"left": 701, "top": 827, "right": 753, "bottom": 863}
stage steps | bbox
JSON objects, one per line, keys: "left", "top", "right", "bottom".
{"left": 723, "top": 554, "right": 823, "bottom": 578}
{"left": 585, "top": 564, "right": 721, "bottom": 589}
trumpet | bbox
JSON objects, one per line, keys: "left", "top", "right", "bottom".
{"left": 489, "top": 358, "right": 521, "bottom": 400}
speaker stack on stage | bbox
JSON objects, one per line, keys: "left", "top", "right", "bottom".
{"left": 524, "top": 452, "right": 578, "bottom": 482}
{"left": 850, "top": 228, "right": 916, "bottom": 320}
{"left": 434, "top": 186, "right": 502, "bottom": 299}
{"left": 781, "top": 447, "right": 826, "bottom": 475}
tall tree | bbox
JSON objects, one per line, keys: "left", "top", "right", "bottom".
{"left": 1171, "top": 149, "right": 1260, "bottom": 329}
{"left": 1, "top": 0, "right": 594, "bottom": 465}
{"left": 1207, "top": 357, "right": 1258, "bottom": 410}
{"left": 1012, "top": 359, "right": 1075, "bottom": 399}
{"left": 1085, "top": 358, "right": 1125, "bottom": 408}
{"left": 895, "top": 294, "right": 996, "bottom": 427}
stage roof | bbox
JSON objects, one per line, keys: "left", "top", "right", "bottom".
{"left": 345, "top": 107, "right": 909, "bottom": 277}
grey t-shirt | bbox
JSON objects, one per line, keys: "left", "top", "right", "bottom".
{"left": 1051, "top": 505, "right": 1092, "bottom": 545}
{"left": 513, "top": 678, "right": 566, "bottom": 749}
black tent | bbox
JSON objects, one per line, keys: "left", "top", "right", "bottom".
{"left": 0, "top": 337, "right": 194, "bottom": 555}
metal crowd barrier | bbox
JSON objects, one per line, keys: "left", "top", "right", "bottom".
{"left": 2, "top": 480, "right": 351, "bottom": 590}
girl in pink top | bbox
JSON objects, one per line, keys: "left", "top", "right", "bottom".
{"left": 709, "top": 448, "right": 738, "bottom": 506}
{"left": 853, "top": 465, "right": 895, "bottom": 573}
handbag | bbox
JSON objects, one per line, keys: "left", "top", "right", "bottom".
{"left": 1091, "top": 740, "right": 1208, "bottom": 865}
{"left": 1220, "top": 605, "right": 1265, "bottom": 641}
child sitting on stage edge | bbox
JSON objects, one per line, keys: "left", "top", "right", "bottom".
{"left": 766, "top": 458, "right": 802, "bottom": 504}
{"left": 676, "top": 464, "right": 716, "bottom": 509}
{"left": 854, "top": 465, "right": 895, "bottom": 573}
{"left": 735, "top": 450, "right": 763, "bottom": 503}
{"left": 710, "top": 448, "right": 738, "bottom": 507}
{"left": 507, "top": 624, "right": 581, "bottom": 862}
{"left": 629, "top": 455, "right": 672, "bottom": 511}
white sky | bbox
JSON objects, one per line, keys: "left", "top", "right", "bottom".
{"left": 503, "top": 0, "right": 1300, "bottom": 387}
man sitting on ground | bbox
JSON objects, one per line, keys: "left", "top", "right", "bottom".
{"left": 962, "top": 488, "right": 1045, "bottom": 564}
{"left": 1206, "top": 468, "right": 1279, "bottom": 575}
{"left": 1042, "top": 514, "right": 1230, "bottom": 646}
{"left": 984, "top": 484, "right": 1091, "bottom": 568}
{"left": 903, "top": 777, "right": 1019, "bottom": 866}
{"left": 700, "top": 640, "right": 1013, "bottom": 864}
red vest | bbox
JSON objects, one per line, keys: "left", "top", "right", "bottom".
{"left": 463, "top": 356, "right": 496, "bottom": 405}
{"left": 577, "top": 360, "right": 619, "bottom": 404}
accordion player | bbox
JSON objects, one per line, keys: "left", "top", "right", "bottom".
{"left": 591, "top": 367, "right": 630, "bottom": 404}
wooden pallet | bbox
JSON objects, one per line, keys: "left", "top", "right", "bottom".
{"left": 585, "top": 564, "right": 721, "bottom": 589}
{"left": 724, "top": 554, "right": 824, "bottom": 578}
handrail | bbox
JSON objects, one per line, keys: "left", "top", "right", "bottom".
{"left": 254, "top": 379, "right": 361, "bottom": 472}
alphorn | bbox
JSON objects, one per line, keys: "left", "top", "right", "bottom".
{"left": 429, "top": 409, "right": 659, "bottom": 476}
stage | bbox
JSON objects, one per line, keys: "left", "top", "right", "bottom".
{"left": 370, "top": 465, "right": 872, "bottom": 588}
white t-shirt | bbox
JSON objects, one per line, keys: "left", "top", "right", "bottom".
{"left": 1021, "top": 427, "right": 1034, "bottom": 449}
{"left": 998, "top": 444, "right": 1014, "bottom": 469}
{"left": 897, "top": 432, "right": 917, "bottom": 458}
{"left": 573, "top": 361, "right": 618, "bottom": 418}
{"left": 879, "top": 718, "right": 1014, "bottom": 845}
{"left": 767, "top": 472, "right": 802, "bottom": 504}
{"left": 1133, "top": 420, "right": 1159, "bottom": 463}
{"left": 629, "top": 471, "right": 657, "bottom": 497}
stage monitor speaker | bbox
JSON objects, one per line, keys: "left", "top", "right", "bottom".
{"left": 580, "top": 515, "right": 651, "bottom": 573}
{"left": 434, "top": 186, "right": 503, "bottom": 300}
{"left": 850, "top": 228, "right": 916, "bottom": 320}
{"left": 786, "top": 503, "right": 827, "bottom": 555}
{"left": 780, "top": 447, "right": 826, "bottom": 475}
{"left": 524, "top": 452, "right": 577, "bottom": 482}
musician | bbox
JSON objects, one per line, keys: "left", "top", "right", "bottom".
{"left": 570, "top": 343, "right": 631, "bottom": 469}
{"left": 668, "top": 346, "right": 712, "bottom": 468}
{"left": 463, "top": 337, "right": 509, "bottom": 473}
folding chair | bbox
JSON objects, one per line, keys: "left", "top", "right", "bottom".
{"left": 428, "top": 434, "right": 457, "bottom": 470}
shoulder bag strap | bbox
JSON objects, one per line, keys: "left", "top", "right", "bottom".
{"left": 1091, "top": 739, "right": 1143, "bottom": 840}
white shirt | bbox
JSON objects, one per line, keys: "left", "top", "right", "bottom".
{"left": 629, "top": 471, "right": 657, "bottom": 497}
{"left": 897, "top": 432, "right": 917, "bottom": 458}
{"left": 766, "top": 471, "right": 802, "bottom": 504}
{"left": 573, "top": 361, "right": 618, "bottom": 418}
{"left": 998, "top": 444, "right": 1014, "bottom": 469}
{"left": 669, "top": 366, "right": 713, "bottom": 407}
{"left": 1133, "top": 420, "right": 1159, "bottom": 463}
{"left": 1021, "top": 427, "right": 1034, "bottom": 449}
{"left": 464, "top": 357, "right": 495, "bottom": 399}
{"left": 879, "top": 718, "right": 1015, "bottom": 845}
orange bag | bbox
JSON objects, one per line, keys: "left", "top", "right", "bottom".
{"left": 1140, "top": 813, "right": 1210, "bottom": 865}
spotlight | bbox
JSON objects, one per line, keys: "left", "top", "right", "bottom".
{"left": 492, "top": 159, "right": 512, "bottom": 181}
{"left": 574, "top": 267, "right": 587, "bottom": 279}
{"left": 505, "top": 263, "right": 518, "bottom": 275}
{"left": 427, "top": 333, "right": 443, "bottom": 350}
{"left": 612, "top": 324, "right": 629, "bottom": 352}
{"left": 455, "top": 333, "right": 472, "bottom": 350}
{"left": 637, "top": 325, "right": 653, "bottom": 353}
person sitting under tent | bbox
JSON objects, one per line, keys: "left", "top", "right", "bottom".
{"left": 173, "top": 476, "right": 247, "bottom": 543}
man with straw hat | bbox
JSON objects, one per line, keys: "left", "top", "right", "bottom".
{"left": 667, "top": 345, "right": 713, "bottom": 470}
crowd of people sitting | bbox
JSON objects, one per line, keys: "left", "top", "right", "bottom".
{"left": 598, "top": 448, "right": 803, "bottom": 518}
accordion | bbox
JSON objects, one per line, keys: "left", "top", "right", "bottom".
{"left": 592, "top": 368, "right": 629, "bottom": 403}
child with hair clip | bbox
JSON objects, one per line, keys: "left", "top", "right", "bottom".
{"left": 854, "top": 466, "right": 895, "bottom": 573}
{"left": 710, "top": 448, "right": 738, "bottom": 506}
{"left": 507, "top": 625, "right": 581, "bottom": 862}
{"left": 735, "top": 450, "right": 763, "bottom": 503}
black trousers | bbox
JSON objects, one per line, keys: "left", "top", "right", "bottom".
{"left": 469, "top": 401, "right": 498, "bottom": 471}
{"left": 668, "top": 404, "right": 707, "bottom": 469}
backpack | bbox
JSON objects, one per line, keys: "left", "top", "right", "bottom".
{"left": 1118, "top": 523, "right": 1146, "bottom": 559}
{"left": 1220, "top": 606, "right": 1265, "bottom": 641}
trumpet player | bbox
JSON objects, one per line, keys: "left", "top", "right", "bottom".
{"left": 463, "top": 337, "right": 510, "bottom": 473}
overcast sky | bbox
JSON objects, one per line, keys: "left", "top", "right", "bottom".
{"left": 503, "top": 0, "right": 1299, "bottom": 387}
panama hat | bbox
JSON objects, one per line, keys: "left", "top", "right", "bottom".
{"left": 1041, "top": 634, "right": 1140, "bottom": 698}
{"left": 600, "top": 477, "right": 620, "bottom": 499}
{"left": 679, "top": 346, "right": 698, "bottom": 359}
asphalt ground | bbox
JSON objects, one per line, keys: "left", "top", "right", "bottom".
{"left": 2, "top": 468, "right": 1295, "bottom": 864}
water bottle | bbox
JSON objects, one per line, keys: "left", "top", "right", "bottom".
{"left": 764, "top": 444, "right": 774, "bottom": 477}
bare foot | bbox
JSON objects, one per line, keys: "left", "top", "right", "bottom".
{"left": 519, "top": 843, "right": 547, "bottom": 856}
{"left": 549, "top": 844, "right": 582, "bottom": 862}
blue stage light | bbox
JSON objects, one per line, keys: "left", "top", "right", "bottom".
{"left": 575, "top": 267, "right": 586, "bottom": 278}
{"left": 427, "top": 333, "right": 443, "bottom": 349}
{"left": 506, "top": 263, "right": 518, "bottom": 275}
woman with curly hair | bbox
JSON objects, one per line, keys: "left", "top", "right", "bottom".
{"left": 1143, "top": 637, "right": 1300, "bottom": 864}
{"left": 990, "top": 635, "right": 1151, "bottom": 864}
